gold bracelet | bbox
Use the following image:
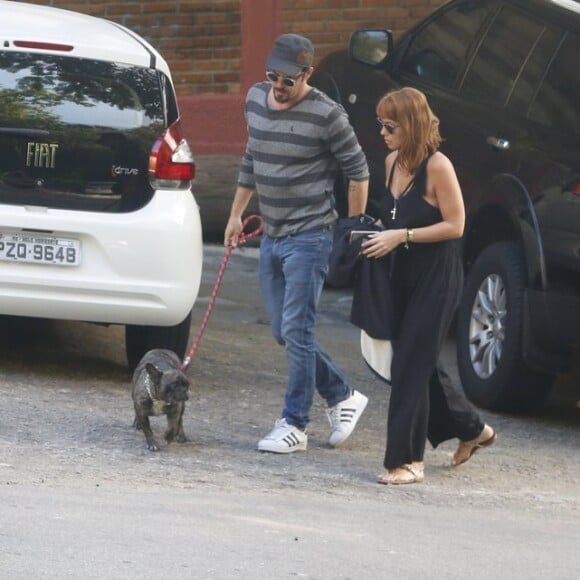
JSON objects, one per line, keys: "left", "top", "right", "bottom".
{"left": 405, "top": 228, "right": 414, "bottom": 249}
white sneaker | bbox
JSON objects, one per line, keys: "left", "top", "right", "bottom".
{"left": 326, "top": 390, "right": 368, "bottom": 447}
{"left": 258, "top": 418, "right": 308, "bottom": 454}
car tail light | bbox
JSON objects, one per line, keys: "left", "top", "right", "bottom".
{"left": 149, "top": 120, "right": 195, "bottom": 189}
{"left": 13, "top": 40, "right": 74, "bottom": 52}
{"left": 570, "top": 179, "right": 580, "bottom": 196}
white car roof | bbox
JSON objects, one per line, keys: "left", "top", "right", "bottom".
{"left": 0, "top": 0, "right": 171, "bottom": 75}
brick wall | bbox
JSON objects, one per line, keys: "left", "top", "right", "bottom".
{"left": 19, "top": 0, "right": 445, "bottom": 96}
{"left": 281, "top": 0, "right": 444, "bottom": 61}
{"left": 19, "top": 0, "right": 242, "bottom": 95}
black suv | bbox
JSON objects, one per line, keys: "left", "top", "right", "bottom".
{"left": 311, "top": 0, "right": 580, "bottom": 412}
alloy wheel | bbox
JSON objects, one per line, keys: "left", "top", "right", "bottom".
{"left": 468, "top": 274, "right": 507, "bottom": 379}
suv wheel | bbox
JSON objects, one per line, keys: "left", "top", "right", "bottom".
{"left": 456, "top": 241, "right": 553, "bottom": 412}
{"left": 125, "top": 310, "right": 192, "bottom": 372}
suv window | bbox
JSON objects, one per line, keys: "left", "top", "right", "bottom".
{"left": 461, "top": 6, "right": 544, "bottom": 105}
{"left": 508, "top": 26, "right": 563, "bottom": 113}
{"left": 0, "top": 53, "right": 165, "bottom": 212}
{"left": 530, "top": 32, "right": 580, "bottom": 133}
{"left": 399, "top": 0, "right": 493, "bottom": 88}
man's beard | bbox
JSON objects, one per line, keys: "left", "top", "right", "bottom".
{"left": 273, "top": 88, "right": 290, "bottom": 103}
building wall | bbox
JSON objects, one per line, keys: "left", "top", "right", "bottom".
{"left": 16, "top": 0, "right": 445, "bottom": 153}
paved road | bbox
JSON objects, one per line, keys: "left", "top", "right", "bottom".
{"left": 2, "top": 483, "right": 577, "bottom": 580}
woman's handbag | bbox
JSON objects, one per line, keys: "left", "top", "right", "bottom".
{"left": 327, "top": 214, "right": 382, "bottom": 288}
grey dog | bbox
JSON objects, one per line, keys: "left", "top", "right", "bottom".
{"left": 131, "top": 349, "right": 190, "bottom": 452}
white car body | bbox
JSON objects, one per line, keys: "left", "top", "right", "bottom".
{"left": 0, "top": 1, "right": 202, "bottom": 364}
{"left": 0, "top": 192, "right": 201, "bottom": 325}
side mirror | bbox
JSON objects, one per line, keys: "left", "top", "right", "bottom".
{"left": 349, "top": 29, "right": 393, "bottom": 67}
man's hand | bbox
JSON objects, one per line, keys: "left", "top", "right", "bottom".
{"left": 224, "top": 215, "right": 243, "bottom": 248}
{"left": 224, "top": 186, "right": 255, "bottom": 247}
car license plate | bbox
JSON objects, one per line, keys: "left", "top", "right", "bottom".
{"left": 0, "top": 231, "right": 81, "bottom": 266}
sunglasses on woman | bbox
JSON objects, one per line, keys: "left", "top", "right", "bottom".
{"left": 377, "top": 118, "right": 400, "bottom": 135}
{"left": 266, "top": 70, "right": 305, "bottom": 88}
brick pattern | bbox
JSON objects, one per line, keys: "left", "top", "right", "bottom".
{"left": 282, "top": 0, "right": 442, "bottom": 61}
{"left": 18, "top": 0, "right": 444, "bottom": 96}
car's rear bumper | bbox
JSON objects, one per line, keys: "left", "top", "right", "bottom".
{"left": 0, "top": 190, "right": 202, "bottom": 326}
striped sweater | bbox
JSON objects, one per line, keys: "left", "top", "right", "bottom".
{"left": 237, "top": 82, "right": 369, "bottom": 238}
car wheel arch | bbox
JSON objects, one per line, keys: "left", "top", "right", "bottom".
{"left": 464, "top": 175, "right": 546, "bottom": 290}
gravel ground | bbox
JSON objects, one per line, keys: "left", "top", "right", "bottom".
{"left": 1, "top": 244, "right": 578, "bottom": 513}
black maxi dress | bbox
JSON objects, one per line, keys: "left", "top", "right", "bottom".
{"left": 381, "top": 155, "right": 485, "bottom": 470}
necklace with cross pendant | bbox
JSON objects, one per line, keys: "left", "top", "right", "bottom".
{"left": 391, "top": 165, "right": 415, "bottom": 220}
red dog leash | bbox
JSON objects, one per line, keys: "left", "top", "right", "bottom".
{"left": 179, "top": 214, "right": 263, "bottom": 371}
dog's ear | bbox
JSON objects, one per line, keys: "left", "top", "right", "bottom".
{"left": 145, "top": 362, "right": 163, "bottom": 384}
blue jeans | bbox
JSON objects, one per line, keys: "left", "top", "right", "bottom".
{"left": 259, "top": 229, "right": 351, "bottom": 429}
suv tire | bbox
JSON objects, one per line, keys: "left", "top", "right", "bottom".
{"left": 456, "top": 241, "right": 553, "bottom": 412}
{"left": 125, "top": 310, "right": 192, "bottom": 372}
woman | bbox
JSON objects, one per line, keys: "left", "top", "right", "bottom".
{"left": 360, "top": 87, "right": 496, "bottom": 485}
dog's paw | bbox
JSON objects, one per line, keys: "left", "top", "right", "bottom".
{"left": 164, "top": 428, "right": 187, "bottom": 444}
{"left": 146, "top": 439, "right": 160, "bottom": 452}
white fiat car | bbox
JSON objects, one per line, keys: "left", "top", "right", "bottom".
{"left": 0, "top": 1, "right": 203, "bottom": 369}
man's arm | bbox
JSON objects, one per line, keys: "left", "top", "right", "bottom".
{"left": 325, "top": 105, "right": 369, "bottom": 216}
{"left": 347, "top": 178, "right": 369, "bottom": 217}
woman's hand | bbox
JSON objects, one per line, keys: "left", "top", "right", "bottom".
{"left": 361, "top": 229, "right": 406, "bottom": 258}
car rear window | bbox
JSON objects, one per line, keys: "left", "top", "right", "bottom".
{"left": 0, "top": 52, "right": 166, "bottom": 212}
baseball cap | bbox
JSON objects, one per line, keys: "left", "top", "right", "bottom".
{"left": 266, "top": 33, "right": 314, "bottom": 76}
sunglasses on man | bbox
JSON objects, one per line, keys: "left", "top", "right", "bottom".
{"left": 377, "top": 118, "right": 400, "bottom": 135}
{"left": 266, "top": 70, "right": 305, "bottom": 88}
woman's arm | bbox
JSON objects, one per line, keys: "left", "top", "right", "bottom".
{"left": 425, "top": 151, "right": 465, "bottom": 239}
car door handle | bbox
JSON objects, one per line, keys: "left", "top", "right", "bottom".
{"left": 486, "top": 136, "right": 510, "bottom": 151}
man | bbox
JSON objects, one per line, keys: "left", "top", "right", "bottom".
{"left": 224, "top": 33, "right": 370, "bottom": 454}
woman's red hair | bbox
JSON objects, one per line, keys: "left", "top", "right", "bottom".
{"left": 376, "top": 87, "right": 441, "bottom": 174}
